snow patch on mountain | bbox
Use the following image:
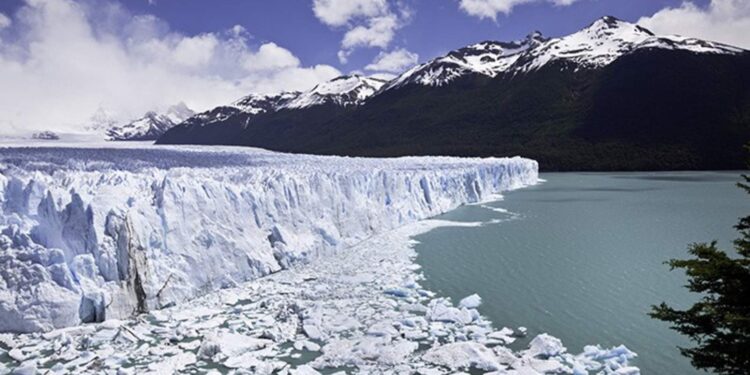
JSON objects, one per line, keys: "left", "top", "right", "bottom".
{"left": 178, "top": 75, "right": 386, "bottom": 130}
{"left": 0, "top": 144, "right": 538, "bottom": 333}
{"left": 232, "top": 92, "right": 300, "bottom": 115}
{"left": 167, "top": 16, "right": 746, "bottom": 133}
{"left": 231, "top": 74, "right": 387, "bottom": 113}
{"left": 384, "top": 32, "right": 547, "bottom": 89}
{"left": 105, "top": 103, "right": 195, "bottom": 141}
{"left": 283, "top": 75, "right": 387, "bottom": 109}
{"left": 386, "top": 16, "right": 745, "bottom": 89}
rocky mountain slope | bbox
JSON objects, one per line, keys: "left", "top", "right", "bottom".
{"left": 158, "top": 17, "right": 750, "bottom": 171}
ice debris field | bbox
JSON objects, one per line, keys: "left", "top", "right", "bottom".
{"left": 0, "top": 144, "right": 639, "bottom": 374}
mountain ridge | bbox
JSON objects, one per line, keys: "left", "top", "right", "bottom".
{"left": 158, "top": 16, "right": 750, "bottom": 171}
{"left": 106, "top": 103, "right": 195, "bottom": 141}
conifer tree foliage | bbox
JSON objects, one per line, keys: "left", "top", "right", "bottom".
{"left": 651, "top": 168, "right": 750, "bottom": 374}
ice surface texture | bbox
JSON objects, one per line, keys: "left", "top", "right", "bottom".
{"left": 0, "top": 145, "right": 538, "bottom": 333}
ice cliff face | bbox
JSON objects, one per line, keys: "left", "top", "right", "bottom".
{"left": 0, "top": 145, "right": 538, "bottom": 333}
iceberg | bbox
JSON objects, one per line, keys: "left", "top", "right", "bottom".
{"left": 0, "top": 144, "right": 538, "bottom": 333}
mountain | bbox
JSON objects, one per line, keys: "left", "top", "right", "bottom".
{"left": 158, "top": 17, "right": 750, "bottom": 171}
{"left": 178, "top": 75, "right": 387, "bottom": 128}
{"left": 106, "top": 103, "right": 194, "bottom": 141}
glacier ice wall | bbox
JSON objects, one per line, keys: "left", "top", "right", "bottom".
{"left": 0, "top": 146, "right": 538, "bottom": 332}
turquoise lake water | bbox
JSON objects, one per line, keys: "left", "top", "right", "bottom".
{"left": 415, "top": 172, "right": 749, "bottom": 374}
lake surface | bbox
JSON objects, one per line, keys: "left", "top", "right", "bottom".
{"left": 415, "top": 172, "right": 749, "bottom": 374}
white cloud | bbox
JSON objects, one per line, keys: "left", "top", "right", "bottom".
{"left": 341, "top": 14, "right": 399, "bottom": 49}
{"left": 337, "top": 50, "right": 350, "bottom": 64}
{"left": 242, "top": 42, "right": 301, "bottom": 72}
{"left": 365, "top": 48, "right": 418, "bottom": 72}
{"left": 458, "top": 0, "right": 580, "bottom": 20}
{"left": 0, "top": 0, "right": 341, "bottom": 136}
{"left": 0, "top": 13, "right": 11, "bottom": 29}
{"left": 312, "top": 0, "right": 389, "bottom": 27}
{"left": 312, "top": 0, "right": 410, "bottom": 63}
{"left": 171, "top": 34, "right": 219, "bottom": 68}
{"left": 638, "top": 0, "right": 750, "bottom": 49}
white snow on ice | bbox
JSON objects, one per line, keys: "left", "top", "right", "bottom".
{"left": 0, "top": 143, "right": 537, "bottom": 332}
{"left": 0, "top": 217, "right": 638, "bottom": 374}
{"left": 0, "top": 143, "right": 640, "bottom": 374}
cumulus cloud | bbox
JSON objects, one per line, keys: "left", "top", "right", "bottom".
{"left": 312, "top": 0, "right": 410, "bottom": 63}
{"left": 638, "top": 0, "right": 750, "bottom": 49}
{"left": 0, "top": 0, "right": 341, "bottom": 136}
{"left": 341, "top": 14, "right": 399, "bottom": 50}
{"left": 365, "top": 48, "right": 418, "bottom": 72}
{"left": 0, "top": 13, "right": 11, "bottom": 29}
{"left": 313, "top": 0, "right": 389, "bottom": 27}
{"left": 458, "top": 0, "right": 579, "bottom": 20}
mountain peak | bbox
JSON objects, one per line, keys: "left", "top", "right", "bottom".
{"left": 583, "top": 15, "right": 654, "bottom": 37}
{"left": 526, "top": 30, "right": 546, "bottom": 43}
{"left": 106, "top": 104, "right": 194, "bottom": 141}
{"left": 384, "top": 14, "right": 744, "bottom": 90}
{"left": 285, "top": 74, "right": 387, "bottom": 109}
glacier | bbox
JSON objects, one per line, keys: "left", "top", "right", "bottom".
{"left": 0, "top": 144, "right": 538, "bottom": 333}
{"left": 0, "top": 144, "right": 642, "bottom": 374}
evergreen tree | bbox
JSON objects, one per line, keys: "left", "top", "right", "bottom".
{"left": 650, "top": 170, "right": 750, "bottom": 374}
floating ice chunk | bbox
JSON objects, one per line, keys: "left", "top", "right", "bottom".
{"left": 99, "top": 319, "right": 124, "bottom": 330}
{"left": 459, "top": 294, "right": 482, "bottom": 309}
{"left": 314, "top": 336, "right": 418, "bottom": 367}
{"left": 487, "top": 327, "right": 516, "bottom": 344}
{"left": 179, "top": 340, "right": 202, "bottom": 351}
{"left": 367, "top": 321, "right": 399, "bottom": 338}
{"left": 528, "top": 333, "right": 566, "bottom": 358}
{"left": 612, "top": 366, "right": 641, "bottom": 375}
{"left": 293, "top": 340, "right": 321, "bottom": 352}
{"left": 10, "top": 363, "right": 37, "bottom": 375}
{"left": 428, "top": 300, "right": 474, "bottom": 324}
{"left": 290, "top": 365, "right": 321, "bottom": 375}
{"left": 224, "top": 351, "right": 281, "bottom": 372}
{"left": 581, "top": 344, "right": 637, "bottom": 362}
{"left": 400, "top": 317, "right": 427, "bottom": 328}
{"left": 197, "top": 331, "right": 272, "bottom": 362}
{"left": 384, "top": 287, "right": 410, "bottom": 298}
{"left": 303, "top": 322, "right": 324, "bottom": 341}
{"left": 147, "top": 352, "right": 196, "bottom": 373}
{"left": 423, "top": 342, "right": 503, "bottom": 371}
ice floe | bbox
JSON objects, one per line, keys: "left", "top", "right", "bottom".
{"left": 0, "top": 217, "right": 639, "bottom": 374}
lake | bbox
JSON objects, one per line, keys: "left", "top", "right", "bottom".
{"left": 415, "top": 172, "right": 749, "bottom": 374}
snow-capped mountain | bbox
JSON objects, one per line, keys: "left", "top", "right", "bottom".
{"left": 179, "top": 75, "right": 387, "bottom": 130}
{"left": 232, "top": 92, "right": 300, "bottom": 114}
{"left": 282, "top": 75, "right": 387, "bottom": 109}
{"left": 384, "top": 32, "right": 548, "bottom": 90}
{"left": 85, "top": 107, "right": 119, "bottom": 133}
{"left": 106, "top": 103, "right": 195, "bottom": 141}
{"left": 158, "top": 15, "right": 750, "bottom": 171}
{"left": 384, "top": 16, "right": 744, "bottom": 90}
{"left": 237, "top": 75, "right": 387, "bottom": 112}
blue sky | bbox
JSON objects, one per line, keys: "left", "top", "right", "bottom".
{"left": 104, "top": 0, "right": 709, "bottom": 70}
{"left": 0, "top": 0, "right": 713, "bottom": 72}
{"left": 0, "top": 0, "right": 745, "bottom": 135}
